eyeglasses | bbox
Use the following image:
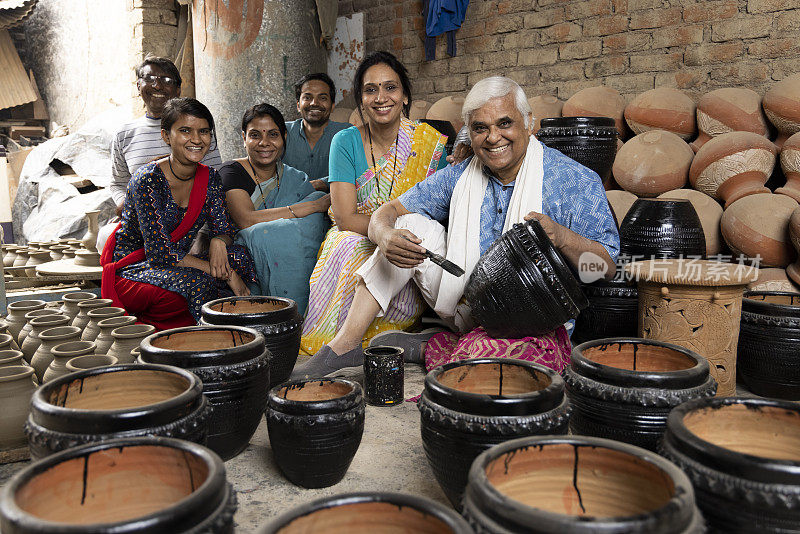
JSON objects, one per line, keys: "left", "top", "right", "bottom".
{"left": 139, "top": 74, "right": 178, "bottom": 87}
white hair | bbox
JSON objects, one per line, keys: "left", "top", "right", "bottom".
{"left": 461, "top": 76, "right": 532, "bottom": 129}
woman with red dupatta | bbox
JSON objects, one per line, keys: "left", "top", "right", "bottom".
{"left": 101, "top": 98, "right": 257, "bottom": 330}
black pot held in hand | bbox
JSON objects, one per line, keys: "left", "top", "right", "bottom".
{"left": 620, "top": 198, "right": 706, "bottom": 260}
{"left": 419, "top": 358, "right": 570, "bottom": 509}
{"left": 536, "top": 117, "right": 619, "bottom": 186}
{"left": 267, "top": 378, "right": 365, "bottom": 489}
{"left": 363, "top": 346, "right": 404, "bottom": 406}
{"left": 572, "top": 278, "right": 639, "bottom": 344}
{"left": 465, "top": 219, "right": 588, "bottom": 338}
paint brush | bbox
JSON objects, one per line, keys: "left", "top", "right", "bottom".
{"left": 402, "top": 235, "right": 465, "bottom": 276}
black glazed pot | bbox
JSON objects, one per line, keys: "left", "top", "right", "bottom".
{"left": 537, "top": 116, "right": 619, "bottom": 186}
{"left": 738, "top": 291, "right": 800, "bottom": 400}
{"left": 464, "top": 219, "right": 588, "bottom": 338}
{"left": 200, "top": 296, "right": 301, "bottom": 387}
{"left": 572, "top": 278, "right": 639, "bottom": 344}
{"left": 24, "top": 363, "right": 209, "bottom": 460}
{"left": 138, "top": 325, "right": 270, "bottom": 461}
{"left": 267, "top": 378, "right": 365, "bottom": 488}
{"left": 0, "top": 436, "right": 236, "bottom": 533}
{"left": 565, "top": 337, "right": 716, "bottom": 451}
{"left": 620, "top": 198, "right": 706, "bottom": 259}
{"left": 419, "top": 358, "right": 570, "bottom": 509}
{"left": 463, "top": 435, "right": 704, "bottom": 534}
{"left": 661, "top": 396, "right": 800, "bottom": 533}
{"left": 258, "top": 492, "right": 473, "bottom": 533}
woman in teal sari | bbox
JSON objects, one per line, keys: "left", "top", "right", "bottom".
{"left": 220, "top": 103, "right": 330, "bottom": 314}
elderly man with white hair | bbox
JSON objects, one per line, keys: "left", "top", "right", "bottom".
{"left": 292, "top": 76, "right": 620, "bottom": 378}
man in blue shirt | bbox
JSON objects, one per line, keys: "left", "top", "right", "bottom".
{"left": 292, "top": 76, "right": 619, "bottom": 378}
{"left": 283, "top": 73, "right": 350, "bottom": 191}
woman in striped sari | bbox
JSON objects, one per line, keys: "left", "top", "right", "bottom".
{"left": 298, "top": 51, "right": 447, "bottom": 372}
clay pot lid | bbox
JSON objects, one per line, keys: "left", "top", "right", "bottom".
{"left": 626, "top": 259, "right": 758, "bottom": 286}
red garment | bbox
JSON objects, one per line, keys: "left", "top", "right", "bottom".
{"left": 112, "top": 276, "right": 195, "bottom": 330}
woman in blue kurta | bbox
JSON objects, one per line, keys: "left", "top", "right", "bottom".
{"left": 101, "top": 98, "right": 257, "bottom": 329}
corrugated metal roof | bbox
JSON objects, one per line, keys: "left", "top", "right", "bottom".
{"left": 0, "top": 29, "right": 36, "bottom": 111}
{"left": 0, "top": 0, "right": 36, "bottom": 30}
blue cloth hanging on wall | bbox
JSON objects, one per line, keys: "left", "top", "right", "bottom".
{"left": 424, "top": 0, "right": 470, "bottom": 60}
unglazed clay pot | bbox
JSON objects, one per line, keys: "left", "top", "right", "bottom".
{"left": 0, "top": 350, "right": 25, "bottom": 369}
{"left": 408, "top": 100, "right": 432, "bottom": 120}
{"left": 48, "top": 245, "right": 69, "bottom": 260}
{"left": 748, "top": 268, "right": 800, "bottom": 293}
{"left": 17, "top": 308, "right": 60, "bottom": 350}
{"left": 763, "top": 73, "right": 800, "bottom": 149}
{"left": 24, "top": 251, "right": 51, "bottom": 276}
{"left": 11, "top": 248, "right": 29, "bottom": 268}
{"left": 777, "top": 131, "right": 800, "bottom": 202}
{"left": 563, "top": 85, "right": 627, "bottom": 139}
{"left": 788, "top": 206, "right": 800, "bottom": 285}
{"left": 419, "top": 358, "right": 570, "bottom": 508}
{"left": 427, "top": 95, "right": 466, "bottom": 132}
{"left": 65, "top": 354, "right": 118, "bottom": 373}
{"left": 24, "top": 364, "right": 209, "bottom": 460}
{"left": 537, "top": 117, "right": 618, "bottom": 188}
{"left": 463, "top": 435, "right": 703, "bottom": 533}
{"left": 43, "top": 341, "right": 96, "bottom": 383}
{"left": 620, "top": 198, "right": 706, "bottom": 259}
{"left": 81, "top": 210, "right": 100, "bottom": 253}
{"left": 267, "top": 378, "right": 365, "bottom": 488}
{"left": 662, "top": 396, "right": 800, "bottom": 532}
{"left": 613, "top": 131, "right": 694, "bottom": 197}
{"left": 692, "top": 87, "right": 770, "bottom": 151}
{"left": 528, "top": 94, "right": 563, "bottom": 133}
{"left": 658, "top": 189, "right": 723, "bottom": 257}
{"left": 59, "top": 291, "right": 97, "bottom": 321}
{"left": 689, "top": 131, "right": 778, "bottom": 207}
{"left": 259, "top": 492, "right": 472, "bottom": 534}
{"left": 20, "top": 315, "right": 70, "bottom": 363}
{"left": 565, "top": 338, "right": 716, "bottom": 451}
{"left": 0, "top": 437, "right": 236, "bottom": 533}
{"left": 624, "top": 87, "right": 696, "bottom": 140}
{"left": 721, "top": 193, "right": 798, "bottom": 267}
{"left": 0, "top": 366, "right": 37, "bottom": 450}
{"left": 606, "top": 190, "right": 638, "bottom": 227}
{"left": 2, "top": 245, "right": 19, "bottom": 267}
{"left": 29, "top": 326, "right": 81, "bottom": 382}
{"left": 94, "top": 315, "right": 137, "bottom": 355}
{"left": 5, "top": 300, "right": 46, "bottom": 344}
{"left": 72, "top": 298, "right": 113, "bottom": 330}
{"left": 82, "top": 306, "right": 125, "bottom": 342}
{"left": 107, "top": 324, "right": 156, "bottom": 364}
{"left": 0, "top": 333, "right": 20, "bottom": 354}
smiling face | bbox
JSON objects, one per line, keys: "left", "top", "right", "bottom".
{"left": 137, "top": 64, "right": 181, "bottom": 118}
{"left": 360, "top": 63, "right": 407, "bottom": 127}
{"left": 242, "top": 114, "right": 284, "bottom": 168}
{"left": 469, "top": 94, "right": 533, "bottom": 184}
{"left": 161, "top": 114, "right": 211, "bottom": 165}
{"left": 297, "top": 79, "right": 334, "bottom": 127}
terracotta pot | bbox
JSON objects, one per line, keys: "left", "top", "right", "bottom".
{"left": 43, "top": 340, "right": 96, "bottom": 383}
{"left": 563, "top": 85, "right": 627, "bottom": 139}
{"left": 605, "top": 190, "right": 638, "bottom": 227}
{"left": 788, "top": 206, "right": 800, "bottom": 285}
{"left": 107, "top": 324, "right": 156, "bottom": 364}
{"left": 463, "top": 435, "right": 703, "bottom": 533}
{"left": 65, "top": 354, "right": 118, "bottom": 373}
{"left": 20, "top": 315, "right": 70, "bottom": 363}
{"left": 329, "top": 106, "right": 353, "bottom": 123}
{"left": 72, "top": 298, "right": 113, "bottom": 330}
{"left": 267, "top": 378, "right": 365, "bottom": 488}
{"left": 419, "top": 358, "right": 570, "bottom": 508}
{"left": 82, "top": 306, "right": 125, "bottom": 342}
{"left": 200, "top": 296, "right": 302, "bottom": 387}
{"left": 427, "top": 95, "right": 466, "bottom": 132}
{"left": 572, "top": 279, "right": 639, "bottom": 344}
{"left": 763, "top": 73, "right": 800, "bottom": 149}
{"left": 566, "top": 337, "right": 716, "bottom": 451}
{"left": 408, "top": 100, "right": 431, "bottom": 120}
{"left": 613, "top": 131, "right": 694, "bottom": 197}
{"left": 691, "top": 87, "right": 770, "bottom": 151}
{"left": 80, "top": 210, "right": 100, "bottom": 253}
{"left": 59, "top": 291, "right": 97, "bottom": 321}
{"left": 16, "top": 308, "right": 60, "bottom": 349}
{"left": 24, "top": 363, "right": 209, "bottom": 460}
{"left": 528, "top": 94, "right": 563, "bottom": 133}
{"left": 0, "top": 436, "right": 235, "bottom": 533}
{"left": 94, "top": 315, "right": 137, "bottom": 355}
{"left": 662, "top": 396, "right": 800, "bottom": 532}
{"left": 29, "top": 326, "right": 81, "bottom": 382}
{"left": 464, "top": 219, "right": 588, "bottom": 338}
{"left": 657, "top": 189, "right": 723, "bottom": 257}
{"left": 5, "top": 300, "right": 46, "bottom": 344}
{"left": 777, "top": 131, "right": 800, "bottom": 202}
{"left": 260, "top": 492, "right": 472, "bottom": 534}
{"left": 0, "top": 350, "right": 25, "bottom": 368}
{"left": 690, "top": 131, "right": 778, "bottom": 207}
{"left": 139, "top": 326, "right": 270, "bottom": 460}
{"left": 620, "top": 198, "right": 706, "bottom": 259}
{"left": 0, "top": 366, "right": 37, "bottom": 450}
{"left": 23, "top": 251, "right": 51, "bottom": 276}
{"left": 624, "top": 88, "right": 696, "bottom": 140}
{"left": 748, "top": 267, "right": 800, "bottom": 293}
{"left": 626, "top": 259, "right": 758, "bottom": 396}
{"left": 721, "top": 193, "right": 798, "bottom": 267}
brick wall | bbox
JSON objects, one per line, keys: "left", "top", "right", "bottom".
{"left": 338, "top": 0, "right": 800, "bottom": 104}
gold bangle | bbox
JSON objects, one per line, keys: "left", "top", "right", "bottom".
{"left": 288, "top": 205, "right": 298, "bottom": 218}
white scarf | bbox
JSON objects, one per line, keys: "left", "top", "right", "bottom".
{"left": 434, "top": 136, "right": 545, "bottom": 330}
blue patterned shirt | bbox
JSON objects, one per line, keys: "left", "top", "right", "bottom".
{"left": 398, "top": 144, "right": 619, "bottom": 260}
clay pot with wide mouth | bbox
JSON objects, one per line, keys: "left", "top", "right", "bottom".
{"left": 11, "top": 248, "right": 29, "bottom": 268}
{"left": 0, "top": 436, "right": 236, "bottom": 533}
{"left": 620, "top": 198, "right": 706, "bottom": 260}
{"left": 738, "top": 291, "right": 800, "bottom": 399}
{"left": 82, "top": 307, "right": 125, "bottom": 342}
{"left": 0, "top": 350, "right": 26, "bottom": 368}
{"left": 17, "top": 308, "right": 61, "bottom": 353}
{"left": 267, "top": 378, "right": 365, "bottom": 488}
{"left": 463, "top": 435, "right": 703, "bottom": 533}
{"left": 5, "top": 300, "right": 46, "bottom": 345}
{"left": 29, "top": 326, "right": 81, "bottom": 382}
{"left": 139, "top": 326, "right": 270, "bottom": 460}
{"left": 43, "top": 341, "right": 97, "bottom": 383}
{"left": 0, "top": 366, "right": 37, "bottom": 451}
{"left": 259, "top": 492, "right": 472, "bottom": 534}
{"left": 419, "top": 358, "right": 570, "bottom": 508}
{"left": 20, "top": 315, "right": 70, "bottom": 363}
{"left": 24, "top": 251, "right": 51, "bottom": 276}
{"left": 72, "top": 298, "right": 113, "bottom": 330}
{"left": 565, "top": 337, "right": 716, "bottom": 451}
{"left": 572, "top": 279, "right": 639, "bottom": 344}
{"left": 107, "top": 324, "right": 155, "bottom": 364}
{"left": 65, "top": 354, "right": 118, "bottom": 373}
{"left": 59, "top": 292, "right": 97, "bottom": 321}
{"left": 200, "top": 296, "right": 301, "bottom": 387}
{"left": 661, "top": 396, "right": 800, "bottom": 532}
{"left": 24, "top": 363, "right": 209, "bottom": 460}
{"left": 93, "top": 315, "right": 137, "bottom": 355}
{"left": 0, "top": 332, "right": 21, "bottom": 352}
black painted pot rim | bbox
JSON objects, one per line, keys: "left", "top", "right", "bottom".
{"left": 424, "top": 357, "right": 565, "bottom": 416}
{"left": 29, "top": 363, "right": 204, "bottom": 433}
{"left": 200, "top": 295, "right": 298, "bottom": 326}
{"left": 743, "top": 290, "right": 800, "bottom": 318}
{"left": 665, "top": 396, "right": 800, "bottom": 486}
{"left": 139, "top": 325, "right": 267, "bottom": 367}
{"left": 0, "top": 436, "right": 226, "bottom": 534}
{"left": 466, "top": 434, "right": 696, "bottom": 533}
{"left": 258, "top": 491, "right": 473, "bottom": 534}
{"left": 571, "top": 337, "right": 710, "bottom": 389}
{"left": 268, "top": 377, "right": 364, "bottom": 415}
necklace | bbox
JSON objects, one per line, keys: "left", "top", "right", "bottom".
{"left": 168, "top": 156, "right": 194, "bottom": 182}
{"left": 366, "top": 123, "right": 400, "bottom": 200}
{"left": 246, "top": 158, "right": 277, "bottom": 199}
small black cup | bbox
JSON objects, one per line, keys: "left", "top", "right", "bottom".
{"left": 363, "top": 346, "right": 404, "bottom": 406}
